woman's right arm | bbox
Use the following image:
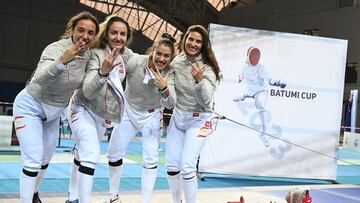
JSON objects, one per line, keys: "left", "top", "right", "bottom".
{"left": 34, "top": 40, "right": 88, "bottom": 83}
{"left": 33, "top": 42, "right": 68, "bottom": 83}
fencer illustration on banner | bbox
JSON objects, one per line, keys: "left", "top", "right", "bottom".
{"left": 233, "top": 46, "right": 286, "bottom": 147}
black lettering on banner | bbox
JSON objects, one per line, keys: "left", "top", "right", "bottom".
{"left": 270, "top": 89, "right": 317, "bottom": 100}
{"left": 270, "top": 89, "right": 275, "bottom": 96}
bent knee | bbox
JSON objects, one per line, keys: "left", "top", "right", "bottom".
{"left": 181, "top": 171, "right": 196, "bottom": 180}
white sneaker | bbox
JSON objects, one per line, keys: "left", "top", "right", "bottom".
{"left": 99, "top": 193, "right": 121, "bottom": 203}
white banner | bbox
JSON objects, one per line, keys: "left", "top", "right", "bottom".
{"left": 199, "top": 24, "right": 348, "bottom": 180}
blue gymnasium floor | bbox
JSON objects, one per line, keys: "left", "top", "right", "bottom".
{"left": 0, "top": 137, "right": 360, "bottom": 201}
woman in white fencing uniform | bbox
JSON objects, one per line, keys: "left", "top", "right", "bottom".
{"left": 233, "top": 46, "right": 286, "bottom": 147}
{"left": 65, "top": 15, "right": 133, "bottom": 203}
{"left": 162, "top": 25, "right": 221, "bottom": 203}
{"left": 12, "top": 11, "right": 99, "bottom": 203}
{"left": 105, "top": 33, "right": 176, "bottom": 203}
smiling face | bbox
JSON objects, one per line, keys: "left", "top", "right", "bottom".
{"left": 106, "top": 21, "right": 128, "bottom": 50}
{"left": 72, "top": 19, "right": 97, "bottom": 52}
{"left": 184, "top": 31, "right": 203, "bottom": 56}
{"left": 151, "top": 44, "right": 172, "bottom": 70}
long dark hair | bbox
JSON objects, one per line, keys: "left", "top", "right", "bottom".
{"left": 181, "top": 25, "right": 220, "bottom": 81}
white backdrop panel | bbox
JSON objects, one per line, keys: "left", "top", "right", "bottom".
{"left": 199, "top": 24, "right": 348, "bottom": 180}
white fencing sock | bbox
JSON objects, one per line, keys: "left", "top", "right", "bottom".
{"left": 167, "top": 172, "right": 183, "bottom": 203}
{"left": 259, "top": 110, "right": 270, "bottom": 147}
{"left": 183, "top": 176, "right": 198, "bottom": 203}
{"left": 77, "top": 165, "right": 95, "bottom": 203}
{"left": 34, "top": 166, "right": 47, "bottom": 193}
{"left": 259, "top": 110, "right": 268, "bottom": 134}
{"left": 20, "top": 170, "right": 37, "bottom": 203}
{"left": 141, "top": 167, "right": 157, "bottom": 203}
{"left": 108, "top": 161, "right": 123, "bottom": 197}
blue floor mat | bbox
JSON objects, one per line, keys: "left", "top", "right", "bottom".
{"left": 1, "top": 139, "right": 359, "bottom": 193}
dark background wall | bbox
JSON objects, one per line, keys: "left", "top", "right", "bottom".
{"left": 0, "top": 0, "right": 152, "bottom": 102}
